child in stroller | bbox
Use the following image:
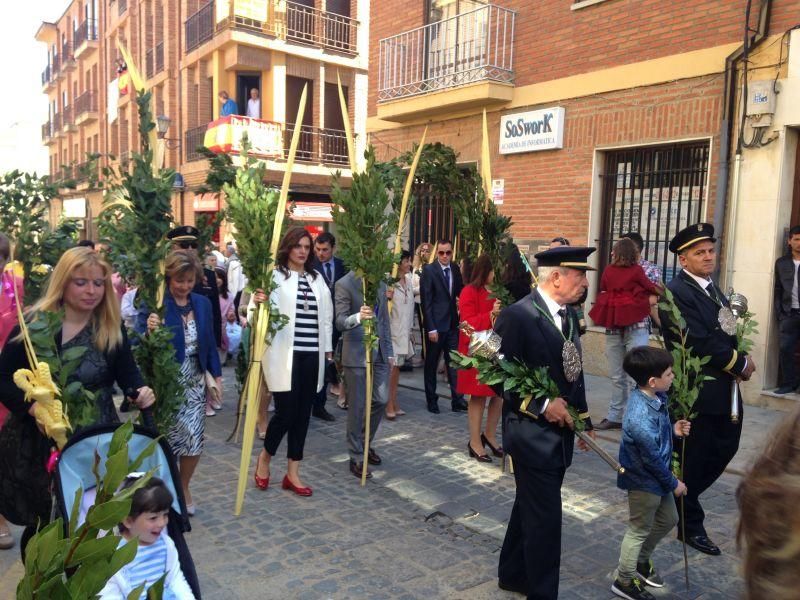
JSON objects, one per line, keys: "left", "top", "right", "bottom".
{"left": 99, "top": 475, "right": 195, "bottom": 599}
{"left": 53, "top": 422, "right": 202, "bottom": 598}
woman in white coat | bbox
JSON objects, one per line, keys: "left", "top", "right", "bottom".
{"left": 386, "top": 250, "right": 415, "bottom": 419}
{"left": 252, "top": 227, "right": 333, "bottom": 497}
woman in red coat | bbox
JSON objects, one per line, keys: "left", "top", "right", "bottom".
{"left": 457, "top": 254, "right": 503, "bottom": 463}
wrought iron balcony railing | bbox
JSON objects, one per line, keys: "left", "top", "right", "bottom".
{"left": 378, "top": 3, "right": 516, "bottom": 102}
{"left": 146, "top": 41, "right": 166, "bottom": 79}
{"left": 185, "top": 125, "right": 209, "bottom": 162}
{"left": 283, "top": 124, "right": 349, "bottom": 166}
{"left": 74, "top": 18, "right": 99, "bottom": 46}
{"left": 74, "top": 90, "right": 98, "bottom": 117}
{"left": 185, "top": 0, "right": 358, "bottom": 55}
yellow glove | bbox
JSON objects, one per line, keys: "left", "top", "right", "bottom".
{"left": 13, "top": 362, "right": 71, "bottom": 449}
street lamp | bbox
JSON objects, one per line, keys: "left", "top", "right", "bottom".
{"left": 156, "top": 114, "right": 171, "bottom": 139}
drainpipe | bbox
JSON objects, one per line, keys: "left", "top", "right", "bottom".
{"left": 714, "top": 0, "right": 772, "bottom": 287}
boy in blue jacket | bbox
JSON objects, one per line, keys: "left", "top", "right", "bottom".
{"left": 612, "top": 346, "right": 691, "bottom": 600}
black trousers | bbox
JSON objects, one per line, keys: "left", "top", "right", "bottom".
{"left": 675, "top": 413, "right": 741, "bottom": 538}
{"left": 778, "top": 313, "right": 800, "bottom": 387}
{"left": 498, "top": 461, "right": 566, "bottom": 600}
{"left": 264, "top": 351, "right": 317, "bottom": 460}
{"left": 415, "top": 303, "right": 426, "bottom": 360}
{"left": 423, "top": 328, "right": 462, "bottom": 404}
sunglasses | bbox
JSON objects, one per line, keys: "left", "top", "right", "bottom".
{"left": 177, "top": 241, "right": 199, "bottom": 250}
{"left": 438, "top": 250, "right": 452, "bottom": 256}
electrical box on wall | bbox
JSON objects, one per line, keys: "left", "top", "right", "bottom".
{"left": 746, "top": 80, "right": 777, "bottom": 116}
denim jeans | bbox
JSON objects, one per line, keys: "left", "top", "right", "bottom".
{"left": 614, "top": 490, "right": 678, "bottom": 584}
{"left": 605, "top": 326, "right": 650, "bottom": 422}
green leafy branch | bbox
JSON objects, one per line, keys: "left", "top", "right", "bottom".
{"left": 222, "top": 136, "right": 289, "bottom": 342}
{"left": 332, "top": 147, "right": 398, "bottom": 351}
{"left": 735, "top": 311, "right": 758, "bottom": 354}
{"left": 27, "top": 310, "right": 96, "bottom": 429}
{"left": 450, "top": 350, "right": 587, "bottom": 433}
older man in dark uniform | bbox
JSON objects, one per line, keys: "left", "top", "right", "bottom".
{"left": 494, "top": 245, "right": 596, "bottom": 599}
{"left": 659, "top": 223, "right": 756, "bottom": 556}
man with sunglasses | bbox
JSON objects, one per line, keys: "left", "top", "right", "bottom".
{"left": 420, "top": 240, "right": 467, "bottom": 413}
{"left": 166, "top": 226, "right": 222, "bottom": 352}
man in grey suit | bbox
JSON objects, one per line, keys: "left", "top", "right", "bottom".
{"left": 335, "top": 271, "right": 394, "bottom": 478}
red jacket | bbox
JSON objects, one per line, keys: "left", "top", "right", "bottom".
{"left": 589, "top": 264, "right": 660, "bottom": 328}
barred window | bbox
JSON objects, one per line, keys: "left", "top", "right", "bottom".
{"left": 598, "top": 141, "right": 710, "bottom": 282}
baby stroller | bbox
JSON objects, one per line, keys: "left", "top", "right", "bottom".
{"left": 51, "top": 418, "right": 202, "bottom": 598}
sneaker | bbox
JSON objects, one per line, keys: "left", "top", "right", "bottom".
{"left": 636, "top": 560, "right": 664, "bottom": 587}
{"left": 596, "top": 418, "right": 622, "bottom": 430}
{"left": 611, "top": 577, "right": 655, "bottom": 600}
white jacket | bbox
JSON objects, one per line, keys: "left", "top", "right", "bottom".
{"left": 260, "top": 269, "right": 333, "bottom": 392}
{"left": 99, "top": 532, "right": 195, "bottom": 599}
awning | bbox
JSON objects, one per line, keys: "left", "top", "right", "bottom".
{"left": 193, "top": 192, "right": 220, "bottom": 211}
{"left": 290, "top": 201, "right": 333, "bottom": 222}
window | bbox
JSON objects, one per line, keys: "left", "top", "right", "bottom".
{"left": 598, "top": 141, "right": 710, "bottom": 282}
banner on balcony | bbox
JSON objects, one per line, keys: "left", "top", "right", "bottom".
{"left": 204, "top": 116, "right": 284, "bottom": 159}
{"left": 499, "top": 106, "right": 565, "bottom": 155}
{"left": 290, "top": 201, "right": 333, "bottom": 223}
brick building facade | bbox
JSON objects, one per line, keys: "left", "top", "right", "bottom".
{"left": 368, "top": 0, "right": 800, "bottom": 407}
{"left": 39, "top": 0, "right": 369, "bottom": 241}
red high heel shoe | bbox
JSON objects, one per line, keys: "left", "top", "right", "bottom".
{"left": 282, "top": 475, "right": 312, "bottom": 497}
{"left": 254, "top": 472, "right": 269, "bottom": 490}
{"left": 254, "top": 454, "right": 269, "bottom": 490}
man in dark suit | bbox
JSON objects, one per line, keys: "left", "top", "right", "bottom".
{"left": 166, "top": 225, "right": 222, "bottom": 350}
{"left": 420, "top": 239, "right": 467, "bottom": 413}
{"left": 773, "top": 225, "right": 800, "bottom": 394}
{"left": 312, "top": 231, "right": 347, "bottom": 421}
{"left": 659, "top": 223, "right": 756, "bottom": 556}
{"left": 493, "top": 245, "right": 596, "bottom": 599}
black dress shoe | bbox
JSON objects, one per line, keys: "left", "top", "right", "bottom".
{"left": 679, "top": 534, "right": 721, "bottom": 556}
{"left": 498, "top": 580, "right": 526, "bottom": 594}
{"left": 312, "top": 407, "right": 336, "bottom": 422}
{"left": 349, "top": 460, "right": 372, "bottom": 479}
{"left": 468, "top": 443, "right": 492, "bottom": 463}
{"left": 451, "top": 398, "right": 468, "bottom": 412}
{"left": 481, "top": 433, "right": 504, "bottom": 458}
{"left": 427, "top": 401, "right": 440, "bottom": 414}
{"left": 367, "top": 448, "right": 382, "bottom": 465}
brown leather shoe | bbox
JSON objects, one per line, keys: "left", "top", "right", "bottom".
{"left": 595, "top": 418, "right": 622, "bottom": 430}
{"left": 349, "top": 460, "right": 372, "bottom": 479}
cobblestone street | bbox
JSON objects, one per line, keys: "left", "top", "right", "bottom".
{"left": 0, "top": 368, "right": 778, "bottom": 599}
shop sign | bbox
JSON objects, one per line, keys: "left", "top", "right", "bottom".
{"left": 193, "top": 193, "right": 220, "bottom": 212}
{"left": 291, "top": 202, "right": 333, "bottom": 222}
{"left": 204, "top": 116, "right": 283, "bottom": 159}
{"left": 499, "top": 107, "right": 565, "bottom": 155}
{"left": 63, "top": 197, "right": 87, "bottom": 219}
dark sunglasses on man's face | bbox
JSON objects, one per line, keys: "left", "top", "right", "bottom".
{"left": 178, "top": 241, "right": 199, "bottom": 250}
{"left": 438, "top": 250, "right": 452, "bottom": 256}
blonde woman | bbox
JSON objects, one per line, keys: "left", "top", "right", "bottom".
{"left": 0, "top": 247, "right": 154, "bottom": 558}
{"left": 411, "top": 242, "right": 431, "bottom": 363}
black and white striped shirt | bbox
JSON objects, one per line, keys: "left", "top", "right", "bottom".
{"left": 293, "top": 273, "right": 319, "bottom": 352}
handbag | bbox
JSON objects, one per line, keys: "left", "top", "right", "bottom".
{"left": 205, "top": 371, "right": 221, "bottom": 403}
{"left": 0, "top": 413, "right": 52, "bottom": 526}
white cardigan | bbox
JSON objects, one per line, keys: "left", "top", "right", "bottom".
{"left": 260, "top": 269, "right": 333, "bottom": 393}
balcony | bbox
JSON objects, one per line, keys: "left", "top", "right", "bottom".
{"left": 61, "top": 106, "right": 77, "bottom": 133}
{"left": 145, "top": 41, "right": 165, "bottom": 79}
{"left": 41, "top": 120, "right": 56, "bottom": 145}
{"left": 74, "top": 19, "right": 99, "bottom": 58}
{"left": 51, "top": 113, "right": 63, "bottom": 138}
{"left": 185, "top": 125, "right": 209, "bottom": 162}
{"left": 284, "top": 124, "right": 349, "bottom": 167}
{"left": 74, "top": 90, "right": 99, "bottom": 125}
{"left": 74, "top": 160, "right": 99, "bottom": 185}
{"left": 41, "top": 65, "right": 54, "bottom": 91}
{"left": 61, "top": 41, "right": 76, "bottom": 72}
{"left": 185, "top": 0, "right": 358, "bottom": 56}
{"left": 377, "top": 4, "right": 516, "bottom": 122}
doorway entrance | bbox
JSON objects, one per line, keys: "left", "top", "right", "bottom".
{"left": 237, "top": 73, "right": 261, "bottom": 119}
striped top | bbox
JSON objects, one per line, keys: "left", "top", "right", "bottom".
{"left": 293, "top": 273, "right": 319, "bottom": 352}
{"left": 126, "top": 534, "right": 168, "bottom": 598}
